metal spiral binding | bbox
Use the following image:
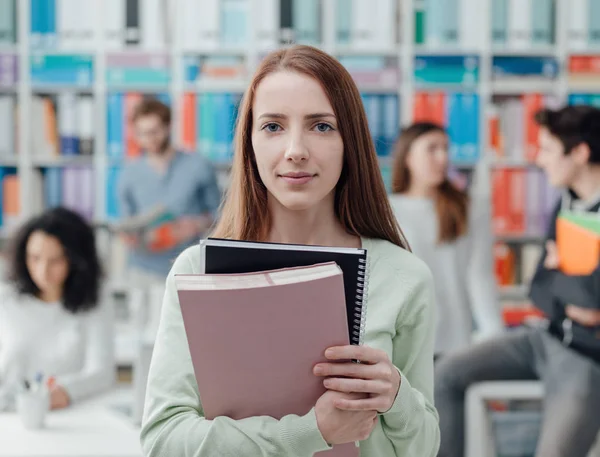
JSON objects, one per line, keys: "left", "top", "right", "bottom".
{"left": 353, "top": 257, "right": 370, "bottom": 346}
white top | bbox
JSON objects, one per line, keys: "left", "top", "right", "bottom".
{"left": 0, "top": 283, "right": 115, "bottom": 407}
{"left": 389, "top": 193, "right": 504, "bottom": 354}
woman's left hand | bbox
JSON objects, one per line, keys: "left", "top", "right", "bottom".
{"left": 313, "top": 346, "right": 401, "bottom": 413}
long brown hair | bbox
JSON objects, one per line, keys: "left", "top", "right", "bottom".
{"left": 391, "top": 122, "right": 469, "bottom": 243}
{"left": 212, "top": 45, "right": 409, "bottom": 250}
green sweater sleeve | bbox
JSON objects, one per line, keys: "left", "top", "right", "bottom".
{"left": 140, "top": 249, "right": 332, "bottom": 457}
{"left": 379, "top": 264, "right": 440, "bottom": 457}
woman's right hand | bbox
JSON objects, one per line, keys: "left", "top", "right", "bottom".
{"left": 314, "top": 389, "right": 378, "bottom": 445}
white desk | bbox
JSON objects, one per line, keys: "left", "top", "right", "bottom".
{"left": 0, "top": 389, "right": 142, "bottom": 457}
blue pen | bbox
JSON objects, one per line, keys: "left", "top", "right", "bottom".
{"left": 34, "top": 372, "right": 44, "bottom": 392}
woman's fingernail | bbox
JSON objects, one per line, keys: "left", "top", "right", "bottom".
{"left": 325, "top": 349, "right": 334, "bottom": 357}
{"left": 314, "top": 366, "right": 323, "bottom": 375}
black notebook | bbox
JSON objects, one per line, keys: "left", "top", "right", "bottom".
{"left": 199, "top": 238, "right": 369, "bottom": 345}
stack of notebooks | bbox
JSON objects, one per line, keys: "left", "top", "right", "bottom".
{"left": 174, "top": 238, "right": 370, "bottom": 456}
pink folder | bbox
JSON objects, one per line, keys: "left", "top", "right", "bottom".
{"left": 176, "top": 262, "right": 360, "bottom": 456}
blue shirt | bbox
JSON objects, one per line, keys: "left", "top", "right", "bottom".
{"left": 118, "top": 151, "right": 222, "bottom": 276}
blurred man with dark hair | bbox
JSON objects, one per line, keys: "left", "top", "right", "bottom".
{"left": 435, "top": 105, "right": 600, "bottom": 457}
{"left": 118, "top": 98, "right": 221, "bottom": 317}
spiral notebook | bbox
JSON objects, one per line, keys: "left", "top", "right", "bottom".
{"left": 200, "top": 237, "right": 370, "bottom": 345}
{"left": 176, "top": 262, "right": 359, "bottom": 456}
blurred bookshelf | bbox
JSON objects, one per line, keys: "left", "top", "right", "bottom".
{"left": 0, "top": 0, "right": 598, "bottom": 304}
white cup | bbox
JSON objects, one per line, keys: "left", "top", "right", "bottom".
{"left": 16, "top": 388, "right": 50, "bottom": 430}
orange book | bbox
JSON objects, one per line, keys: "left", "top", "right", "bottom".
{"left": 413, "top": 92, "right": 430, "bottom": 122}
{"left": 429, "top": 91, "right": 446, "bottom": 126}
{"left": 494, "top": 243, "right": 515, "bottom": 286}
{"left": 489, "top": 110, "right": 502, "bottom": 158}
{"left": 522, "top": 94, "right": 543, "bottom": 162}
{"left": 125, "top": 93, "right": 143, "bottom": 158}
{"left": 568, "top": 55, "right": 590, "bottom": 73}
{"left": 507, "top": 169, "right": 526, "bottom": 234}
{"left": 557, "top": 213, "right": 600, "bottom": 275}
{"left": 43, "top": 98, "right": 59, "bottom": 156}
{"left": 2, "top": 175, "right": 20, "bottom": 226}
{"left": 181, "top": 93, "right": 196, "bottom": 152}
{"left": 492, "top": 169, "right": 509, "bottom": 235}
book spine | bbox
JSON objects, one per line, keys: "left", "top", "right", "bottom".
{"left": 531, "top": 0, "right": 553, "bottom": 46}
{"left": 142, "top": 0, "right": 164, "bottom": 48}
{"left": 280, "top": 0, "right": 294, "bottom": 44}
{"left": 78, "top": 95, "right": 94, "bottom": 156}
{"left": 414, "top": 0, "right": 426, "bottom": 44}
{"left": 125, "top": 0, "right": 140, "bottom": 46}
{"left": 569, "top": 0, "right": 588, "bottom": 50}
{"left": 589, "top": 0, "right": 600, "bottom": 45}
{"left": 293, "top": 0, "right": 319, "bottom": 45}
{"left": 508, "top": 0, "right": 531, "bottom": 48}
{"left": 491, "top": 0, "right": 508, "bottom": 45}
{"left": 336, "top": 0, "right": 351, "bottom": 45}
{"left": 45, "top": 0, "right": 56, "bottom": 47}
{"left": 104, "top": 0, "right": 124, "bottom": 49}
{"left": 255, "top": 0, "right": 278, "bottom": 50}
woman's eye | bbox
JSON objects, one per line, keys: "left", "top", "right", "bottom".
{"left": 264, "top": 123, "right": 281, "bottom": 133}
{"left": 315, "top": 123, "right": 333, "bottom": 133}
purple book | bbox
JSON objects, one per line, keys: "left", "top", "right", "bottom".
{"left": 0, "top": 54, "right": 17, "bottom": 86}
{"left": 106, "top": 52, "right": 170, "bottom": 69}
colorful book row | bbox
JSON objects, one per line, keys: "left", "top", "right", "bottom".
{"left": 413, "top": 91, "right": 480, "bottom": 163}
{"left": 491, "top": 167, "right": 560, "bottom": 238}
{"left": 31, "top": 93, "right": 94, "bottom": 157}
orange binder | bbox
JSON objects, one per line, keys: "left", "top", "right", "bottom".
{"left": 557, "top": 213, "right": 600, "bottom": 275}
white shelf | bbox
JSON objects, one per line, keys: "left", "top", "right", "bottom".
{"left": 491, "top": 47, "right": 557, "bottom": 57}
{"left": 492, "top": 79, "right": 557, "bottom": 94}
{"left": 414, "top": 46, "right": 480, "bottom": 56}
{"left": 180, "top": 47, "right": 248, "bottom": 56}
{"left": 184, "top": 79, "right": 249, "bottom": 92}
{"left": 29, "top": 48, "right": 96, "bottom": 55}
{"left": 0, "top": 156, "right": 18, "bottom": 167}
{"left": 495, "top": 234, "right": 545, "bottom": 244}
{"left": 333, "top": 46, "right": 400, "bottom": 57}
{"left": 32, "top": 155, "right": 94, "bottom": 167}
{"left": 105, "top": 83, "right": 171, "bottom": 93}
{"left": 568, "top": 82, "right": 600, "bottom": 93}
{"left": 498, "top": 284, "right": 529, "bottom": 299}
{"left": 31, "top": 83, "right": 94, "bottom": 92}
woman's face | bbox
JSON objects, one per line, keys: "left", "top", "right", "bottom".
{"left": 405, "top": 130, "right": 449, "bottom": 189}
{"left": 26, "top": 231, "right": 69, "bottom": 297}
{"left": 251, "top": 71, "right": 344, "bottom": 212}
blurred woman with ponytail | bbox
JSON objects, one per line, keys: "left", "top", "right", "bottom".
{"left": 389, "top": 122, "right": 504, "bottom": 357}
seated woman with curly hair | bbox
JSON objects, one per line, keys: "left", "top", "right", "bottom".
{"left": 0, "top": 207, "right": 115, "bottom": 411}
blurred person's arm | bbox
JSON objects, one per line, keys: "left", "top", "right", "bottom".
{"left": 466, "top": 197, "right": 505, "bottom": 340}
{"left": 117, "top": 167, "right": 140, "bottom": 247}
{"left": 54, "top": 289, "right": 116, "bottom": 404}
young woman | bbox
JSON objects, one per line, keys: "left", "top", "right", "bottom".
{"left": 0, "top": 207, "right": 114, "bottom": 411}
{"left": 141, "top": 45, "right": 439, "bottom": 457}
{"left": 389, "top": 122, "right": 504, "bottom": 356}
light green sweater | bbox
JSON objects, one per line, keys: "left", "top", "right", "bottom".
{"left": 140, "top": 237, "right": 440, "bottom": 457}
